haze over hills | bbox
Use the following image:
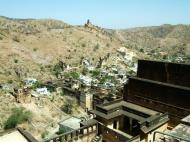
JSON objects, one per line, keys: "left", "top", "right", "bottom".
{"left": 0, "top": 16, "right": 190, "bottom": 83}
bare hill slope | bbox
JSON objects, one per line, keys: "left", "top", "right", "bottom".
{"left": 0, "top": 16, "right": 189, "bottom": 83}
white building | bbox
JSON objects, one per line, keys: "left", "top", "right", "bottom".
{"left": 36, "top": 87, "right": 50, "bottom": 95}
{"left": 24, "top": 78, "right": 37, "bottom": 87}
{"left": 79, "top": 75, "right": 92, "bottom": 86}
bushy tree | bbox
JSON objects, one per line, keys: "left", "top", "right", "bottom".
{"left": 52, "top": 61, "right": 66, "bottom": 79}
{"left": 90, "top": 69, "right": 100, "bottom": 77}
{"left": 4, "top": 107, "right": 32, "bottom": 129}
{"left": 56, "top": 127, "right": 65, "bottom": 135}
{"left": 61, "top": 102, "right": 73, "bottom": 114}
{"left": 61, "top": 99, "right": 77, "bottom": 114}
{"left": 41, "top": 131, "right": 49, "bottom": 139}
{"left": 63, "top": 71, "right": 79, "bottom": 80}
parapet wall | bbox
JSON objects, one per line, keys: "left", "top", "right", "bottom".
{"left": 137, "top": 60, "right": 190, "bottom": 87}
{"left": 97, "top": 123, "right": 139, "bottom": 142}
{"left": 43, "top": 123, "right": 97, "bottom": 142}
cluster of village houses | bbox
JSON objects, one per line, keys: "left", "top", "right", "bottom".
{"left": 0, "top": 47, "right": 137, "bottom": 105}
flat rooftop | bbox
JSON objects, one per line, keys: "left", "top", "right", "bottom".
{"left": 170, "top": 123, "right": 190, "bottom": 140}
{"left": 0, "top": 130, "right": 29, "bottom": 142}
{"left": 168, "top": 114, "right": 190, "bottom": 141}
{"left": 92, "top": 100, "right": 159, "bottom": 121}
{"left": 103, "top": 101, "right": 158, "bottom": 116}
{"left": 181, "top": 115, "right": 190, "bottom": 125}
{"left": 92, "top": 109, "right": 145, "bottom": 121}
{"left": 91, "top": 99, "right": 169, "bottom": 134}
{"left": 59, "top": 117, "right": 81, "bottom": 130}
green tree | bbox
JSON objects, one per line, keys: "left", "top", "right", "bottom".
{"left": 53, "top": 64, "right": 63, "bottom": 79}
{"left": 61, "top": 99, "right": 77, "bottom": 114}
{"left": 61, "top": 103, "right": 73, "bottom": 114}
{"left": 56, "top": 127, "right": 66, "bottom": 135}
{"left": 63, "top": 71, "right": 80, "bottom": 80}
{"left": 4, "top": 107, "right": 32, "bottom": 129}
{"left": 52, "top": 61, "right": 66, "bottom": 78}
{"left": 41, "top": 131, "right": 49, "bottom": 139}
{"left": 81, "top": 43, "right": 86, "bottom": 47}
{"left": 90, "top": 69, "right": 100, "bottom": 77}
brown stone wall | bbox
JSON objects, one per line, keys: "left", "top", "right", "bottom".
{"left": 123, "top": 83, "right": 128, "bottom": 101}
{"left": 137, "top": 60, "right": 190, "bottom": 87}
{"left": 125, "top": 77, "right": 190, "bottom": 125}
{"left": 73, "top": 133, "right": 97, "bottom": 142}
{"left": 98, "top": 123, "right": 131, "bottom": 142}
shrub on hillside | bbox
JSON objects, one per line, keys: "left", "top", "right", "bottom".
{"left": 81, "top": 43, "right": 86, "bottom": 47}
{"left": 33, "top": 48, "right": 38, "bottom": 52}
{"left": 106, "top": 43, "right": 110, "bottom": 47}
{"left": 12, "top": 35, "right": 20, "bottom": 42}
{"left": 63, "top": 71, "right": 80, "bottom": 80}
{"left": 90, "top": 69, "right": 100, "bottom": 77}
{"left": 52, "top": 61, "right": 65, "bottom": 79}
{"left": 61, "top": 102, "right": 73, "bottom": 114}
{"left": 61, "top": 99, "right": 77, "bottom": 114}
{"left": 4, "top": 107, "right": 32, "bottom": 129}
{"left": 93, "top": 43, "right": 100, "bottom": 51}
{"left": 41, "top": 131, "right": 49, "bottom": 139}
{"left": 139, "top": 48, "right": 144, "bottom": 52}
{"left": 14, "top": 59, "right": 18, "bottom": 63}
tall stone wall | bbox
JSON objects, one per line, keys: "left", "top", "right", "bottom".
{"left": 125, "top": 77, "right": 190, "bottom": 125}
{"left": 97, "top": 123, "right": 134, "bottom": 142}
{"left": 137, "top": 60, "right": 190, "bottom": 87}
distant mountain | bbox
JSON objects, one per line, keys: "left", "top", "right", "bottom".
{"left": 0, "top": 16, "right": 69, "bottom": 34}
{"left": 113, "top": 24, "right": 190, "bottom": 56}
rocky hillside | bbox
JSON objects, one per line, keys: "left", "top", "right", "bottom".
{"left": 0, "top": 16, "right": 190, "bottom": 83}
{"left": 0, "top": 16, "right": 123, "bottom": 83}
{"left": 112, "top": 24, "right": 190, "bottom": 60}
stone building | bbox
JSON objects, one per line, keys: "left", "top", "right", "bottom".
{"left": 90, "top": 99, "right": 169, "bottom": 142}
{"left": 89, "top": 60, "right": 190, "bottom": 142}
{"left": 80, "top": 93, "right": 93, "bottom": 111}
{"left": 124, "top": 60, "right": 190, "bottom": 126}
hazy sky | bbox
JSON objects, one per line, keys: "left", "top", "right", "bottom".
{"left": 0, "top": 0, "right": 190, "bottom": 29}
